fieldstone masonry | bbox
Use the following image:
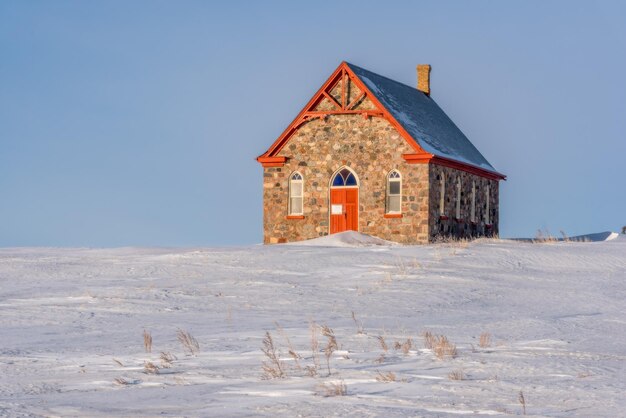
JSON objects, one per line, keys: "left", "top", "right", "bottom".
{"left": 428, "top": 164, "right": 499, "bottom": 240}
{"left": 262, "top": 113, "right": 499, "bottom": 244}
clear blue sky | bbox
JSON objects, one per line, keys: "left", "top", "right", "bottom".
{"left": 1, "top": 1, "right": 625, "bottom": 246}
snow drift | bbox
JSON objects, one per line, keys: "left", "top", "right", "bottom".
{"left": 288, "top": 230, "right": 395, "bottom": 247}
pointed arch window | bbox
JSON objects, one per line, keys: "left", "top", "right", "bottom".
{"left": 289, "top": 172, "right": 303, "bottom": 215}
{"left": 331, "top": 167, "right": 358, "bottom": 187}
{"left": 386, "top": 170, "right": 402, "bottom": 214}
{"left": 455, "top": 177, "right": 462, "bottom": 220}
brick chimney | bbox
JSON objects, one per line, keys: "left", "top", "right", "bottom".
{"left": 417, "top": 64, "right": 431, "bottom": 95}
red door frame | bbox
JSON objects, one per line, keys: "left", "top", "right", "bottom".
{"left": 329, "top": 189, "right": 359, "bottom": 234}
{"left": 329, "top": 167, "right": 359, "bottom": 235}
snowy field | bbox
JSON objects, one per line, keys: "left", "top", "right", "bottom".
{"left": 0, "top": 233, "right": 624, "bottom": 417}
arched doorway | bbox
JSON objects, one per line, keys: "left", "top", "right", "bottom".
{"left": 329, "top": 167, "right": 359, "bottom": 234}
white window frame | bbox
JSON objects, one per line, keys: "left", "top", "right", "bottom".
{"left": 288, "top": 171, "right": 304, "bottom": 216}
{"left": 455, "top": 177, "right": 461, "bottom": 220}
{"left": 386, "top": 170, "right": 402, "bottom": 214}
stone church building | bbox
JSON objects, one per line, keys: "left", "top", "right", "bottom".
{"left": 257, "top": 62, "right": 505, "bottom": 244}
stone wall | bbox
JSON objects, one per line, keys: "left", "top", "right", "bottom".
{"left": 262, "top": 114, "right": 501, "bottom": 244}
{"left": 263, "top": 114, "right": 430, "bottom": 244}
{"left": 428, "top": 164, "right": 499, "bottom": 240}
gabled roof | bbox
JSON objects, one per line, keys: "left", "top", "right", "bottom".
{"left": 346, "top": 63, "right": 496, "bottom": 172}
{"left": 258, "top": 62, "right": 505, "bottom": 180}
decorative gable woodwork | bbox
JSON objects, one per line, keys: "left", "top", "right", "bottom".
{"left": 307, "top": 67, "right": 383, "bottom": 116}
{"left": 257, "top": 63, "right": 405, "bottom": 167}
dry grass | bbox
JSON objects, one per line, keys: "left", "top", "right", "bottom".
{"left": 316, "top": 380, "right": 347, "bottom": 397}
{"left": 114, "top": 377, "right": 130, "bottom": 385}
{"left": 143, "top": 330, "right": 152, "bottom": 353}
{"left": 160, "top": 351, "right": 176, "bottom": 368}
{"left": 519, "top": 390, "right": 526, "bottom": 415}
{"left": 321, "top": 325, "right": 338, "bottom": 376}
{"left": 431, "top": 235, "right": 471, "bottom": 248}
{"left": 391, "top": 257, "right": 423, "bottom": 274}
{"left": 375, "top": 370, "right": 397, "bottom": 382}
{"left": 423, "top": 331, "right": 435, "bottom": 349}
{"left": 394, "top": 257, "right": 408, "bottom": 275}
{"left": 479, "top": 332, "right": 492, "bottom": 348}
{"left": 261, "top": 331, "right": 285, "bottom": 379}
{"left": 394, "top": 338, "right": 413, "bottom": 355}
{"left": 351, "top": 311, "right": 364, "bottom": 334}
{"left": 305, "top": 365, "right": 318, "bottom": 377}
{"left": 434, "top": 336, "right": 457, "bottom": 359}
{"left": 533, "top": 228, "right": 559, "bottom": 243}
{"left": 402, "top": 339, "right": 413, "bottom": 355}
{"left": 288, "top": 349, "right": 302, "bottom": 370}
{"left": 309, "top": 321, "right": 320, "bottom": 376}
{"left": 275, "top": 322, "right": 302, "bottom": 371}
{"left": 423, "top": 331, "right": 457, "bottom": 359}
{"left": 448, "top": 369, "right": 465, "bottom": 380}
{"left": 143, "top": 361, "right": 160, "bottom": 374}
{"left": 376, "top": 335, "right": 389, "bottom": 352}
{"left": 177, "top": 329, "right": 199, "bottom": 356}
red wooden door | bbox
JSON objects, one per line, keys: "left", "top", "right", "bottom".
{"left": 330, "top": 188, "right": 358, "bottom": 234}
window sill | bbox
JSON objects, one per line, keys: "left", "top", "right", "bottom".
{"left": 286, "top": 215, "right": 305, "bottom": 220}
{"left": 384, "top": 213, "right": 403, "bottom": 219}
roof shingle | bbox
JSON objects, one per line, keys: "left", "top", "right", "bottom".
{"left": 347, "top": 63, "right": 496, "bottom": 172}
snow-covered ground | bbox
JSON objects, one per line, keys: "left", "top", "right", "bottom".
{"left": 0, "top": 233, "right": 624, "bottom": 417}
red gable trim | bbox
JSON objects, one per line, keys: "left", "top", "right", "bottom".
{"left": 256, "top": 62, "right": 427, "bottom": 166}
{"left": 257, "top": 156, "right": 287, "bottom": 167}
{"left": 257, "top": 63, "right": 351, "bottom": 161}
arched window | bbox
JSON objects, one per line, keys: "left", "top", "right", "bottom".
{"left": 439, "top": 172, "right": 446, "bottom": 216}
{"left": 386, "top": 170, "right": 402, "bottom": 214}
{"left": 289, "top": 172, "right": 303, "bottom": 215}
{"left": 484, "top": 183, "right": 490, "bottom": 224}
{"left": 455, "top": 177, "right": 461, "bottom": 219}
{"left": 470, "top": 180, "right": 476, "bottom": 223}
{"left": 331, "top": 167, "right": 358, "bottom": 187}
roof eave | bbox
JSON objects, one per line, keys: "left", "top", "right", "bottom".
{"left": 403, "top": 152, "right": 506, "bottom": 181}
